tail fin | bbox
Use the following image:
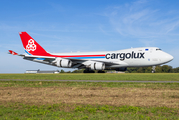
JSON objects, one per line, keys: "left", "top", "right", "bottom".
{"left": 19, "top": 32, "right": 49, "bottom": 56}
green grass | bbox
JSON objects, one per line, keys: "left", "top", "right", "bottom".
{"left": 1, "top": 74, "right": 179, "bottom": 119}
{"left": 0, "top": 103, "right": 179, "bottom": 120}
{"left": 0, "top": 73, "right": 179, "bottom": 81}
{"left": 1, "top": 81, "right": 179, "bottom": 89}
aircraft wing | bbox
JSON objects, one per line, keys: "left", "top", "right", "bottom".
{"left": 8, "top": 50, "right": 128, "bottom": 69}
{"left": 23, "top": 54, "right": 127, "bottom": 68}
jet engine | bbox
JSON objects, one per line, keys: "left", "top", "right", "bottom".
{"left": 56, "top": 59, "right": 72, "bottom": 68}
{"left": 115, "top": 67, "right": 127, "bottom": 71}
{"left": 91, "top": 62, "right": 105, "bottom": 70}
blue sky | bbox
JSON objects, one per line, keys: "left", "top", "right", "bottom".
{"left": 0, "top": 0, "right": 179, "bottom": 73}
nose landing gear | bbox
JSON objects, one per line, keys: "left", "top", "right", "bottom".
{"left": 152, "top": 66, "right": 156, "bottom": 73}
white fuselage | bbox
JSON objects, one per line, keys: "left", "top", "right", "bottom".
{"left": 49, "top": 47, "right": 173, "bottom": 69}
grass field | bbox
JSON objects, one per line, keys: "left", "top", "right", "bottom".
{"left": 1, "top": 103, "right": 179, "bottom": 120}
{"left": 0, "top": 74, "right": 179, "bottom": 119}
{"left": 0, "top": 73, "right": 179, "bottom": 81}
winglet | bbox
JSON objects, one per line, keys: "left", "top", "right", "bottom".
{"left": 8, "top": 50, "right": 18, "bottom": 55}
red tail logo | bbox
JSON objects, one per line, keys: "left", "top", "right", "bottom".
{"left": 26, "top": 39, "right": 37, "bottom": 51}
{"left": 19, "top": 32, "right": 50, "bottom": 56}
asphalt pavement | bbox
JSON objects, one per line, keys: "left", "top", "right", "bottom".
{"left": 0, "top": 79, "right": 179, "bottom": 83}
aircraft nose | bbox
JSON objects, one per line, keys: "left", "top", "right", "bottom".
{"left": 165, "top": 53, "right": 173, "bottom": 62}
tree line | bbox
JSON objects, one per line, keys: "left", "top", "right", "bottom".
{"left": 126, "top": 65, "right": 179, "bottom": 73}
{"left": 59, "top": 65, "right": 179, "bottom": 73}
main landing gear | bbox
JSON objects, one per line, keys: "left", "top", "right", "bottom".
{"left": 83, "top": 68, "right": 105, "bottom": 73}
{"left": 83, "top": 68, "right": 95, "bottom": 73}
{"left": 97, "top": 70, "right": 105, "bottom": 73}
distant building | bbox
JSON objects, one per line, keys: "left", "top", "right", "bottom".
{"left": 25, "top": 69, "right": 59, "bottom": 74}
{"left": 25, "top": 70, "right": 38, "bottom": 74}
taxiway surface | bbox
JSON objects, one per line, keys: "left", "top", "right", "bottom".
{"left": 0, "top": 79, "right": 179, "bottom": 83}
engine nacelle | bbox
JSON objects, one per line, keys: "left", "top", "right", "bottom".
{"left": 91, "top": 62, "right": 105, "bottom": 70}
{"left": 56, "top": 59, "right": 72, "bottom": 68}
{"left": 115, "top": 67, "right": 127, "bottom": 71}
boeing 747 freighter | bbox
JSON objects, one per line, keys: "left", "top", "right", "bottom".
{"left": 9, "top": 32, "right": 173, "bottom": 73}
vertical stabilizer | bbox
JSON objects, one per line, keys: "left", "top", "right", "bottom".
{"left": 19, "top": 32, "right": 49, "bottom": 56}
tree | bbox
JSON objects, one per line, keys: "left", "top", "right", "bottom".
{"left": 127, "top": 67, "right": 138, "bottom": 73}
{"left": 137, "top": 67, "right": 144, "bottom": 73}
{"left": 161, "top": 65, "right": 173, "bottom": 73}
{"left": 155, "top": 66, "right": 161, "bottom": 73}
{"left": 60, "top": 69, "right": 65, "bottom": 73}
{"left": 72, "top": 69, "right": 84, "bottom": 73}
{"left": 145, "top": 67, "right": 152, "bottom": 73}
{"left": 173, "top": 67, "right": 179, "bottom": 73}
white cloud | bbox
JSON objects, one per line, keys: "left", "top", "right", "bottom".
{"left": 166, "top": 21, "right": 179, "bottom": 33}
{"left": 104, "top": 0, "right": 179, "bottom": 45}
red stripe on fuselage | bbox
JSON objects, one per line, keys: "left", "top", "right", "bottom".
{"left": 52, "top": 54, "right": 106, "bottom": 57}
{"left": 34, "top": 52, "right": 105, "bottom": 58}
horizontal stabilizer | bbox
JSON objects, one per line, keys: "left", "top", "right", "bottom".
{"left": 8, "top": 50, "right": 18, "bottom": 55}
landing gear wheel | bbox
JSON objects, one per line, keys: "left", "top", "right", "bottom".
{"left": 98, "top": 70, "right": 105, "bottom": 73}
{"left": 83, "top": 69, "right": 95, "bottom": 73}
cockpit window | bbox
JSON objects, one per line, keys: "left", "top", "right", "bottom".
{"left": 156, "top": 49, "right": 161, "bottom": 51}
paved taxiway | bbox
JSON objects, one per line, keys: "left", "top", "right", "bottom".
{"left": 0, "top": 79, "right": 179, "bottom": 83}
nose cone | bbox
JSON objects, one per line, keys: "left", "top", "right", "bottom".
{"left": 154, "top": 51, "right": 173, "bottom": 65}
{"left": 164, "top": 53, "right": 173, "bottom": 63}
